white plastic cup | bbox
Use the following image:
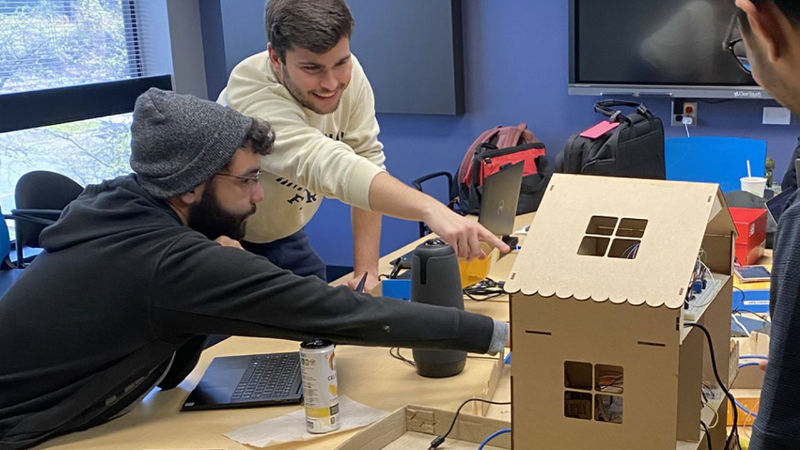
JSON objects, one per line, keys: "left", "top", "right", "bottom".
{"left": 740, "top": 176, "right": 767, "bottom": 197}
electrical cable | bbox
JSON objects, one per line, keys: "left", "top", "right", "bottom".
{"left": 700, "top": 384, "right": 720, "bottom": 429}
{"left": 732, "top": 305, "right": 770, "bottom": 323}
{"left": 463, "top": 277, "right": 506, "bottom": 301}
{"left": 427, "top": 398, "right": 511, "bottom": 450}
{"left": 732, "top": 285, "right": 748, "bottom": 307}
{"left": 735, "top": 399, "right": 758, "bottom": 419}
{"left": 707, "top": 401, "right": 720, "bottom": 429}
{"left": 738, "top": 362, "right": 760, "bottom": 369}
{"left": 732, "top": 313, "right": 751, "bottom": 337}
{"left": 698, "top": 260, "right": 716, "bottom": 284}
{"left": 684, "top": 322, "right": 741, "bottom": 449}
{"left": 388, "top": 347, "right": 415, "bottom": 367}
{"left": 740, "top": 355, "right": 768, "bottom": 360}
{"left": 477, "top": 428, "right": 511, "bottom": 450}
{"left": 701, "top": 420, "right": 712, "bottom": 450}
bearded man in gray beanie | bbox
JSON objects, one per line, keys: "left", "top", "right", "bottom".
{"left": 0, "top": 88, "right": 507, "bottom": 448}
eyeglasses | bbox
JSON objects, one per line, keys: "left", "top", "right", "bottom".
{"left": 723, "top": 10, "right": 752, "bottom": 74}
{"left": 215, "top": 169, "right": 262, "bottom": 187}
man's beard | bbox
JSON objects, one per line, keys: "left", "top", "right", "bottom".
{"left": 187, "top": 183, "right": 255, "bottom": 241}
{"left": 282, "top": 65, "right": 343, "bottom": 115}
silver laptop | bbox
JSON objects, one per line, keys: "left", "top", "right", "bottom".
{"left": 478, "top": 161, "right": 524, "bottom": 236}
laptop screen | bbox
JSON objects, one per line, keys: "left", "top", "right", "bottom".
{"left": 478, "top": 162, "right": 524, "bottom": 236}
{"left": 767, "top": 186, "right": 797, "bottom": 224}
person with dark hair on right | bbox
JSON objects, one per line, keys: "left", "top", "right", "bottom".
{"left": 732, "top": 0, "right": 800, "bottom": 448}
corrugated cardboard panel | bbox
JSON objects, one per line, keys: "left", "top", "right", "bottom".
{"left": 676, "top": 326, "right": 704, "bottom": 442}
{"left": 506, "top": 174, "right": 724, "bottom": 309}
{"left": 333, "top": 408, "right": 407, "bottom": 449}
{"left": 335, "top": 405, "right": 510, "bottom": 450}
{"left": 511, "top": 293, "right": 680, "bottom": 449}
{"left": 706, "top": 190, "right": 737, "bottom": 237}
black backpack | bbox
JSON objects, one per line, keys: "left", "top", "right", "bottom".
{"left": 557, "top": 100, "right": 665, "bottom": 179}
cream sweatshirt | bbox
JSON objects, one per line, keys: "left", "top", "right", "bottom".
{"left": 218, "top": 52, "right": 386, "bottom": 243}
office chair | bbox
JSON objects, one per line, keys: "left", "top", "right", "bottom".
{"left": 411, "top": 171, "right": 460, "bottom": 237}
{"left": 0, "top": 208, "right": 24, "bottom": 294}
{"left": 12, "top": 171, "right": 84, "bottom": 267}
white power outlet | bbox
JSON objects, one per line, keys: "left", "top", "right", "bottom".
{"left": 671, "top": 100, "right": 698, "bottom": 126}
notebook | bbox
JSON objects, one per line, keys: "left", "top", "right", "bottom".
{"left": 181, "top": 351, "right": 302, "bottom": 411}
{"left": 478, "top": 161, "right": 524, "bottom": 236}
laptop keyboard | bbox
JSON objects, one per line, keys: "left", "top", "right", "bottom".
{"left": 230, "top": 352, "right": 301, "bottom": 401}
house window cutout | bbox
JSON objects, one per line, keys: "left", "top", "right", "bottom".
{"left": 564, "top": 361, "right": 593, "bottom": 390}
{"left": 585, "top": 215, "right": 618, "bottom": 235}
{"left": 564, "top": 361, "right": 624, "bottom": 424}
{"left": 595, "top": 394, "right": 623, "bottom": 424}
{"left": 579, "top": 216, "right": 647, "bottom": 259}
{"left": 608, "top": 238, "right": 641, "bottom": 259}
{"left": 595, "top": 364, "right": 624, "bottom": 394}
{"left": 564, "top": 391, "right": 592, "bottom": 420}
{"left": 578, "top": 236, "right": 610, "bottom": 257}
{"left": 616, "top": 218, "right": 648, "bottom": 238}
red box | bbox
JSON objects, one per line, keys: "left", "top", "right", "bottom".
{"left": 729, "top": 207, "right": 767, "bottom": 265}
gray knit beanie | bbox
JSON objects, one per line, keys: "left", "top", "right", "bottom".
{"left": 130, "top": 88, "right": 254, "bottom": 198}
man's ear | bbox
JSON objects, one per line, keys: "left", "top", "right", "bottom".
{"left": 738, "top": 0, "right": 789, "bottom": 62}
{"left": 267, "top": 43, "right": 282, "bottom": 70}
{"left": 178, "top": 185, "right": 204, "bottom": 206}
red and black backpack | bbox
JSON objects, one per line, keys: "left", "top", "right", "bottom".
{"left": 456, "top": 123, "right": 552, "bottom": 214}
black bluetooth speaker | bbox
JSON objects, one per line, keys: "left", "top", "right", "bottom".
{"left": 410, "top": 238, "right": 466, "bottom": 377}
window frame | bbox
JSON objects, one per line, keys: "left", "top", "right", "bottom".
{"left": 0, "top": 0, "right": 173, "bottom": 133}
{"left": 0, "top": 75, "right": 172, "bottom": 133}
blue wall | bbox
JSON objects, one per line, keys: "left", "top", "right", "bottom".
{"left": 215, "top": 1, "right": 800, "bottom": 268}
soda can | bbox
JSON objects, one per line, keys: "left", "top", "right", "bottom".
{"left": 299, "top": 339, "right": 340, "bottom": 433}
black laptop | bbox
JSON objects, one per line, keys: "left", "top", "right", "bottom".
{"left": 182, "top": 351, "right": 302, "bottom": 411}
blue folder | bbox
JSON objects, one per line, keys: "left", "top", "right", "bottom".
{"left": 732, "top": 288, "right": 770, "bottom": 313}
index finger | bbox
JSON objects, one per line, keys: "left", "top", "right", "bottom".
{"left": 479, "top": 228, "right": 510, "bottom": 253}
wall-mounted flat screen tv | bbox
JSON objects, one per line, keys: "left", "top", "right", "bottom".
{"left": 569, "top": 0, "right": 768, "bottom": 99}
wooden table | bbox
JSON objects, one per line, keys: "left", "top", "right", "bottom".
{"left": 40, "top": 214, "right": 535, "bottom": 449}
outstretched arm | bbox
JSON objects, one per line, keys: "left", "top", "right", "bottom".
{"left": 367, "top": 172, "right": 509, "bottom": 259}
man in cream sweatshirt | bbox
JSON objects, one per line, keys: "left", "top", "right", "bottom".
{"left": 219, "top": 0, "right": 507, "bottom": 291}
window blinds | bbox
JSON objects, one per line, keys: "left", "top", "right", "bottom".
{"left": 0, "top": 0, "right": 142, "bottom": 94}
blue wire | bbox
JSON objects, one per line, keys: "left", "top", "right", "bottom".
{"left": 735, "top": 399, "right": 758, "bottom": 419}
{"left": 733, "top": 360, "right": 763, "bottom": 419}
{"left": 504, "top": 352, "right": 511, "bottom": 365}
{"left": 477, "top": 428, "right": 511, "bottom": 449}
{"left": 739, "top": 355, "right": 768, "bottom": 360}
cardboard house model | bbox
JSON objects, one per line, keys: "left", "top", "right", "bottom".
{"left": 506, "top": 174, "right": 737, "bottom": 449}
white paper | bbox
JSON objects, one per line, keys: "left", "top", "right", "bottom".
{"left": 513, "top": 225, "right": 529, "bottom": 235}
{"left": 224, "top": 396, "right": 388, "bottom": 448}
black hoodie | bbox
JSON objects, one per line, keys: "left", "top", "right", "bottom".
{"left": 0, "top": 175, "right": 494, "bottom": 448}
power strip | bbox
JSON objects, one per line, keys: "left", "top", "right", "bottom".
{"left": 682, "top": 278, "right": 721, "bottom": 322}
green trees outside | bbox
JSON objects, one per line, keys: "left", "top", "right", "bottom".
{"left": 0, "top": 0, "right": 135, "bottom": 213}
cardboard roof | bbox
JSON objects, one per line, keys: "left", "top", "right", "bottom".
{"left": 505, "top": 174, "right": 735, "bottom": 309}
